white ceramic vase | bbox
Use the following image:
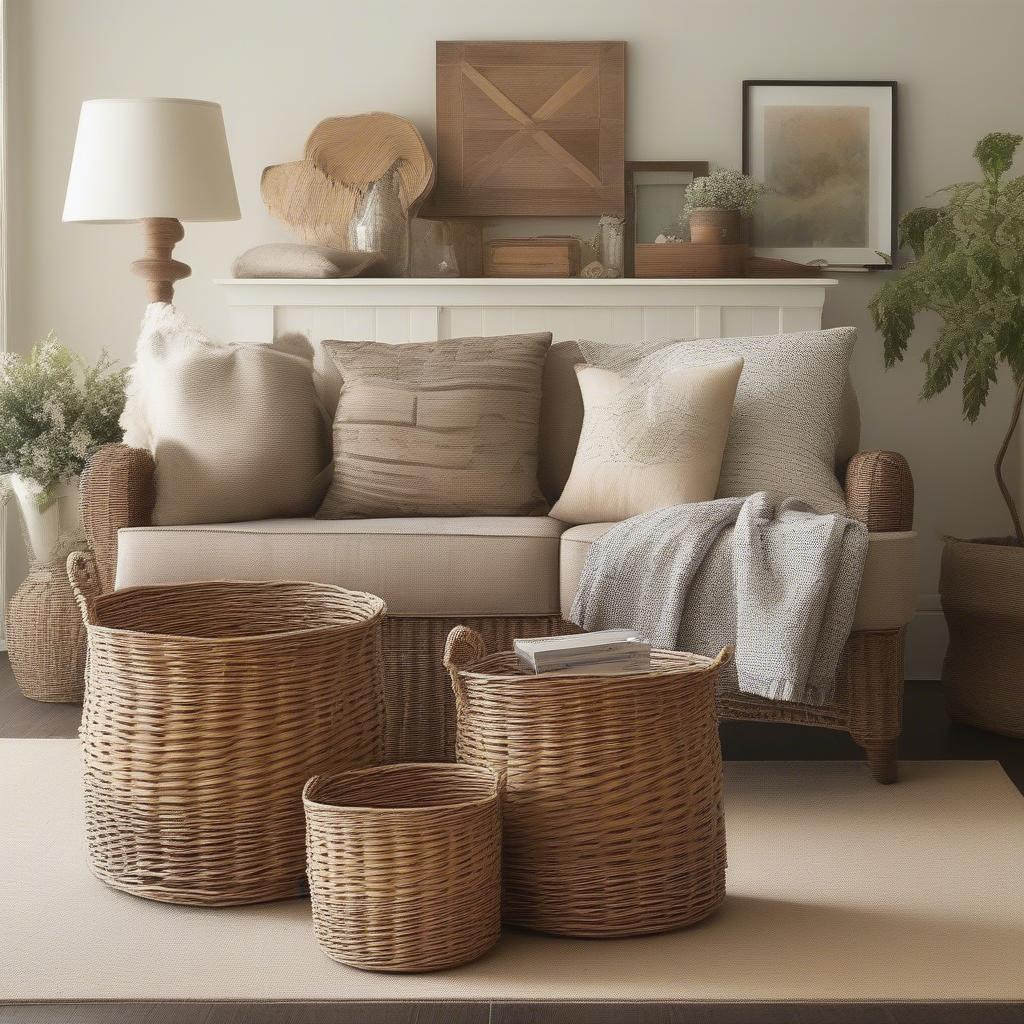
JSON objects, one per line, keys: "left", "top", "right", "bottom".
{"left": 9, "top": 474, "right": 84, "bottom": 562}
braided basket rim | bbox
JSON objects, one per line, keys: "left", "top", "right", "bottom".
{"left": 85, "top": 579, "right": 386, "bottom": 644}
{"left": 303, "top": 762, "right": 502, "bottom": 816}
{"left": 456, "top": 647, "right": 729, "bottom": 683}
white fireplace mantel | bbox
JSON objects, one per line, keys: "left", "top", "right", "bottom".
{"left": 216, "top": 277, "right": 837, "bottom": 346}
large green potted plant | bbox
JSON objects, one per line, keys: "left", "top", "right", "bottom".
{"left": 870, "top": 131, "right": 1024, "bottom": 737}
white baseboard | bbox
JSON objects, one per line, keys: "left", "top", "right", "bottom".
{"left": 905, "top": 594, "right": 945, "bottom": 681}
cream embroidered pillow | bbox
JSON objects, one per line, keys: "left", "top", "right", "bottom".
{"left": 121, "top": 303, "right": 332, "bottom": 526}
{"left": 318, "top": 333, "right": 552, "bottom": 518}
{"left": 550, "top": 356, "right": 744, "bottom": 525}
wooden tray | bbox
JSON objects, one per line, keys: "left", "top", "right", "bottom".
{"left": 634, "top": 243, "right": 749, "bottom": 279}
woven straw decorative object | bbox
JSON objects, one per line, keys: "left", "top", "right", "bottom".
{"left": 445, "top": 626, "right": 730, "bottom": 937}
{"left": 67, "top": 552, "right": 386, "bottom": 906}
{"left": 304, "top": 762, "right": 502, "bottom": 972}
{"left": 261, "top": 112, "right": 435, "bottom": 252}
{"left": 6, "top": 559, "right": 87, "bottom": 702}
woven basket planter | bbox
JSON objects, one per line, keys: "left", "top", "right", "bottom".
{"left": 304, "top": 762, "right": 502, "bottom": 972}
{"left": 67, "top": 552, "right": 386, "bottom": 906}
{"left": 444, "top": 626, "right": 730, "bottom": 938}
{"left": 7, "top": 559, "right": 87, "bottom": 702}
{"left": 941, "top": 538, "right": 1024, "bottom": 738}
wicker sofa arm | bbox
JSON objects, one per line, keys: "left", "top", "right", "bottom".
{"left": 844, "top": 450, "right": 914, "bottom": 532}
{"left": 80, "top": 443, "right": 156, "bottom": 593}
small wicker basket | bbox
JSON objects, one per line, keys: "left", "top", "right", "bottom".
{"left": 303, "top": 762, "right": 503, "bottom": 973}
{"left": 67, "top": 552, "right": 386, "bottom": 906}
{"left": 445, "top": 626, "right": 730, "bottom": 938}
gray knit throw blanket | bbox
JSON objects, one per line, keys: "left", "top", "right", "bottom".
{"left": 570, "top": 492, "right": 869, "bottom": 705}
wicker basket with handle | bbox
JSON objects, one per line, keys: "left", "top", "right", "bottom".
{"left": 444, "top": 626, "right": 730, "bottom": 938}
{"left": 303, "top": 762, "right": 503, "bottom": 972}
{"left": 67, "top": 551, "right": 386, "bottom": 906}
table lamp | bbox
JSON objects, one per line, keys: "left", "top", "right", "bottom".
{"left": 63, "top": 97, "right": 240, "bottom": 302}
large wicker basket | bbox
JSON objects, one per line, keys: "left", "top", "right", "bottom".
{"left": 67, "top": 552, "right": 386, "bottom": 906}
{"left": 303, "top": 762, "right": 502, "bottom": 972}
{"left": 444, "top": 626, "right": 730, "bottom": 938}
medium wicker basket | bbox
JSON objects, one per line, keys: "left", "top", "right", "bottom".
{"left": 303, "top": 762, "right": 503, "bottom": 972}
{"left": 444, "top": 626, "right": 730, "bottom": 938}
{"left": 67, "top": 552, "right": 386, "bottom": 906}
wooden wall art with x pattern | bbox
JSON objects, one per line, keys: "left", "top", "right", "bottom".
{"left": 426, "top": 41, "right": 626, "bottom": 218}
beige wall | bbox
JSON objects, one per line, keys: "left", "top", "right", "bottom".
{"left": 6, "top": 0, "right": 1023, "bottom": 673}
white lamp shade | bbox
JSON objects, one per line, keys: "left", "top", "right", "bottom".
{"left": 63, "top": 98, "right": 240, "bottom": 223}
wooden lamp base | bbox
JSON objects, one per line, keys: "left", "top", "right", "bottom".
{"left": 130, "top": 217, "right": 191, "bottom": 303}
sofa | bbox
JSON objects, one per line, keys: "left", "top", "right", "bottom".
{"left": 79, "top": 340, "right": 917, "bottom": 783}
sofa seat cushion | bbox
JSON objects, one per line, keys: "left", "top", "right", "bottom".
{"left": 116, "top": 516, "right": 566, "bottom": 618}
{"left": 559, "top": 523, "right": 917, "bottom": 631}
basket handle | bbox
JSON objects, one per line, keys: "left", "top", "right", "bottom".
{"left": 712, "top": 645, "right": 735, "bottom": 671}
{"left": 493, "top": 767, "right": 508, "bottom": 805}
{"left": 443, "top": 625, "right": 486, "bottom": 672}
{"left": 443, "top": 625, "right": 486, "bottom": 704}
{"left": 66, "top": 550, "right": 102, "bottom": 626}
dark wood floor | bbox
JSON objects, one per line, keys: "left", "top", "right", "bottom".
{"left": 2, "top": 656, "right": 1023, "bottom": 1023}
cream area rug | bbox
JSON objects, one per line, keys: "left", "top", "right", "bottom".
{"left": 2, "top": 740, "right": 1024, "bottom": 1004}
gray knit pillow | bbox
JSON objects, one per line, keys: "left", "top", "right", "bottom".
{"left": 670, "top": 327, "right": 856, "bottom": 514}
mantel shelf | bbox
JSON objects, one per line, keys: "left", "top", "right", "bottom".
{"left": 216, "top": 277, "right": 838, "bottom": 288}
{"left": 216, "top": 276, "right": 836, "bottom": 346}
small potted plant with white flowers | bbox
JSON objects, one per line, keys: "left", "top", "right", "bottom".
{"left": 0, "top": 334, "right": 127, "bottom": 701}
{"left": 683, "top": 167, "right": 767, "bottom": 244}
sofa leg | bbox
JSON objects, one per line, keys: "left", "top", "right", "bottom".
{"left": 862, "top": 739, "right": 899, "bottom": 784}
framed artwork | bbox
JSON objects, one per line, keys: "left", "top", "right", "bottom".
{"left": 426, "top": 41, "right": 626, "bottom": 218}
{"left": 624, "top": 161, "right": 709, "bottom": 276}
{"left": 742, "top": 80, "right": 896, "bottom": 268}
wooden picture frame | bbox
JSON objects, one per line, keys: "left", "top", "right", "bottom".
{"left": 624, "top": 161, "right": 709, "bottom": 277}
{"left": 426, "top": 41, "right": 626, "bottom": 218}
{"left": 742, "top": 80, "right": 897, "bottom": 268}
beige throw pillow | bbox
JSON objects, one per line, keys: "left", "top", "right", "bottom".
{"left": 550, "top": 356, "right": 744, "bottom": 525}
{"left": 231, "top": 243, "right": 379, "bottom": 279}
{"left": 318, "top": 333, "right": 552, "bottom": 518}
{"left": 121, "top": 303, "right": 331, "bottom": 526}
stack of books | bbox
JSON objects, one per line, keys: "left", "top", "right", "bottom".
{"left": 514, "top": 629, "right": 652, "bottom": 675}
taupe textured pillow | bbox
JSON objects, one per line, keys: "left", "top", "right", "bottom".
{"left": 317, "top": 333, "right": 552, "bottom": 518}
{"left": 675, "top": 327, "right": 857, "bottom": 514}
{"left": 550, "top": 357, "right": 744, "bottom": 525}
{"left": 121, "top": 303, "right": 331, "bottom": 526}
{"left": 231, "top": 243, "right": 378, "bottom": 279}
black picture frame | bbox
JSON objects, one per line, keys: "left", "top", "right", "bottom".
{"left": 742, "top": 80, "right": 897, "bottom": 268}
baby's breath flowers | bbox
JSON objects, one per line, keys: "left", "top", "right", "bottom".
{"left": 0, "top": 333, "right": 128, "bottom": 508}
{"left": 683, "top": 168, "right": 768, "bottom": 218}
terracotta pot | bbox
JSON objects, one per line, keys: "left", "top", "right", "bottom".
{"left": 688, "top": 208, "right": 742, "bottom": 245}
{"left": 940, "top": 537, "right": 1024, "bottom": 737}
